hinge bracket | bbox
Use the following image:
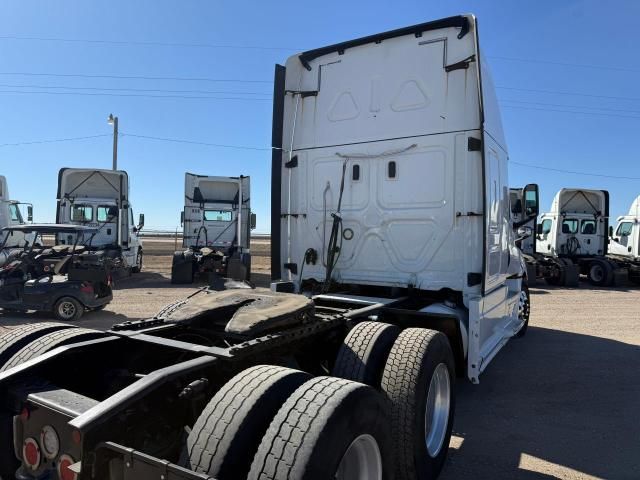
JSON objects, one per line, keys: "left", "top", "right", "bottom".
{"left": 285, "top": 155, "right": 298, "bottom": 168}
{"left": 445, "top": 54, "right": 476, "bottom": 72}
{"left": 285, "top": 90, "right": 318, "bottom": 98}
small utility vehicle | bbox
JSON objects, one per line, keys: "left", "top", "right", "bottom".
{"left": 0, "top": 15, "right": 534, "bottom": 480}
{"left": 171, "top": 173, "right": 254, "bottom": 284}
{"left": 0, "top": 224, "right": 113, "bottom": 321}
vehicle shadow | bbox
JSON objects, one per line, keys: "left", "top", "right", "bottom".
{"left": 440, "top": 326, "right": 640, "bottom": 480}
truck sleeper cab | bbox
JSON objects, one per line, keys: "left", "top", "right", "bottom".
{"left": 56, "top": 168, "right": 144, "bottom": 274}
{"left": 0, "top": 175, "right": 34, "bottom": 249}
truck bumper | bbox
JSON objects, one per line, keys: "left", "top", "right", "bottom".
{"left": 94, "top": 442, "right": 215, "bottom": 480}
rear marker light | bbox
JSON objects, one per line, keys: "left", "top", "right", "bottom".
{"left": 22, "top": 437, "right": 40, "bottom": 470}
{"left": 20, "top": 406, "right": 30, "bottom": 421}
{"left": 58, "top": 454, "right": 78, "bottom": 480}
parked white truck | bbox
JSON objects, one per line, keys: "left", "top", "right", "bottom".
{"left": 608, "top": 195, "right": 640, "bottom": 283}
{"left": 171, "top": 173, "right": 254, "bottom": 284}
{"left": 56, "top": 168, "right": 144, "bottom": 273}
{"left": 0, "top": 175, "right": 33, "bottom": 249}
{"left": 535, "top": 188, "right": 629, "bottom": 286}
{"left": 271, "top": 13, "right": 537, "bottom": 478}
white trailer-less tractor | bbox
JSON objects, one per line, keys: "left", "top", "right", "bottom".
{"left": 0, "top": 16, "right": 536, "bottom": 480}
{"left": 608, "top": 195, "right": 640, "bottom": 283}
{"left": 0, "top": 175, "right": 33, "bottom": 248}
{"left": 535, "top": 188, "right": 626, "bottom": 286}
{"left": 171, "top": 173, "right": 254, "bottom": 284}
{"left": 56, "top": 168, "right": 144, "bottom": 273}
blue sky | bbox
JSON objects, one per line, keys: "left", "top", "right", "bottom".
{"left": 0, "top": 0, "right": 639, "bottom": 232}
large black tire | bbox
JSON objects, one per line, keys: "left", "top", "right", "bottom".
{"left": 515, "top": 284, "right": 530, "bottom": 338}
{"left": 183, "top": 365, "right": 310, "bottom": 480}
{"left": 53, "top": 296, "right": 84, "bottom": 321}
{"left": 587, "top": 259, "right": 614, "bottom": 286}
{"left": 0, "top": 327, "right": 102, "bottom": 372}
{"left": 172, "top": 251, "right": 195, "bottom": 284}
{"left": 332, "top": 321, "right": 400, "bottom": 387}
{"left": 0, "top": 322, "right": 72, "bottom": 368}
{"left": 248, "top": 377, "right": 394, "bottom": 480}
{"left": 132, "top": 249, "right": 143, "bottom": 273}
{"left": 381, "top": 328, "right": 456, "bottom": 480}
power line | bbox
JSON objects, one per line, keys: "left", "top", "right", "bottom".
{"left": 0, "top": 34, "right": 300, "bottom": 51}
{"left": 120, "top": 133, "right": 272, "bottom": 151}
{"left": 496, "top": 86, "right": 640, "bottom": 103}
{"left": 0, "top": 71, "right": 273, "bottom": 83}
{"left": 488, "top": 55, "right": 640, "bottom": 73}
{"left": 500, "top": 103, "right": 640, "bottom": 120}
{"left": 0, "top": 89, "right": 271, "bottom": 101}
{"left": 0, "top": 133, "right": 110, "bottom": 147}
{"left": 511, "top": 161, "right": 640, "bottom": 180}
{"left": 0, "top": 83, "right": 272, "bottom": 96}
{"left": 500, "top": 99, "right": 640, "bottom": 115}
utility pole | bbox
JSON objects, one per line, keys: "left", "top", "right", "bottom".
{"left": 108, "top": 113, "right": 118, "bottom": 170}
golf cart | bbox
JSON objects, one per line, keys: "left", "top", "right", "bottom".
{"left": 0, "top": 224, "right": 113, "bottom": 321}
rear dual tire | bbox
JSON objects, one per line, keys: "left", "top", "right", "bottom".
{"left": 185, "top": 366, "right": 393, "bottom": 480}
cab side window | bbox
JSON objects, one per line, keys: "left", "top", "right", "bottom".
{"left": 72, "top": 205, "right": 93, "bottom": 222}
{"left": 9, "top": 204, "right": 22, "bottom": 223}
{"left": 616, "top": 222, "right": 633, "bottom": 237}
{"left": 540, "top": 219, "right": 552, "bottom": 234}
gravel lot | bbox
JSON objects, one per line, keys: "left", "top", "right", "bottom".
{"left": 0, "top": 240, "right": 638, "bottom": 479}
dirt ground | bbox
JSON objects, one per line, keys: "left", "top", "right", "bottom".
{"left": 0, "top": 239, "right": 638, "bottom": 479}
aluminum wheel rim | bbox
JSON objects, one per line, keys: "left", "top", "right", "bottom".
{"left": 518, "top": 290, "right": 529, "bottom": 319}
{"left": 590, "top": 264, "right": 603, "bottom": 283}
{"left": 58, "top": 301, "right": 76, "bottom": 320}
{"left": 335, "top": 434, "right": 382, "bottom": 480}
{"left": 425, "top": 363, "right": 451, "bottom": 457}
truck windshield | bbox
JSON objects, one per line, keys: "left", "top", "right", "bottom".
{"left": 72, "top": 205, "right": 93, "bottom": 222}
{"left": 204, "top": 210, "right": 232, "bottom": 222}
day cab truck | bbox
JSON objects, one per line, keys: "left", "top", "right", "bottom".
{"left": 0, "top": 175, "right": 33, "bottom": 248}
{"left": 56, "top": 168, "right": 145, "bottom": 275}
{"left": 535, "top": 188, "right": 629, "bottom": 286}
{"left": 0, "top": 15, "right": 536, "bottom": 480}
{"left": 171, "top": 173, "right": 254, "bottom": 284}
{"left": 608, "top": 194, "right": 640, "bottom": 284}
{"left": 510, "top": 186, "right": 582, "bottom": 287}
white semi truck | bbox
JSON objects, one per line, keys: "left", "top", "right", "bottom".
{"left": 0, "top": 16, "right": 536, "bottom": 480}
{"left": 171, "top": 173, "right": 254, "bottom": 284}
{"left": 56, "top": 168, "right": 144, "bottom": 273}
{"left": 0, "top": 175, "right": 33, "bottom": 248}
{"left": 535, "top": 188, "right": 623, "bottom": 286}
{"left": 608, "top": 195, "right": 640, "bottom": 283}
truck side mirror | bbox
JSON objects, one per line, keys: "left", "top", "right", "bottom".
{"left": 138, "top": 213, "right": 145, "bottom": 229}
{"left": 180, "top": 211, "right": 185, "bottom": 227}
{"left": 27, "top": 205, "right": 33, "bottom": 223}
{"left": 536, "top": 223, "right": 543, "bottom": 235}
{"left": 523, "top": 184, "right": 539, "bottom": 217}
{"left": 608, "top": 226, "right": 614, "bottom": 237}
{"left": 250, "top": 213, "right": 257, "bottom": 230}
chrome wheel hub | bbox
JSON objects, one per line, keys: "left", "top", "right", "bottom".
{"left": 335, "top": 434, "right": 382, "bottom": 480}
{"left": 425, "top": 363, "right": 451, "bottom": 457}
